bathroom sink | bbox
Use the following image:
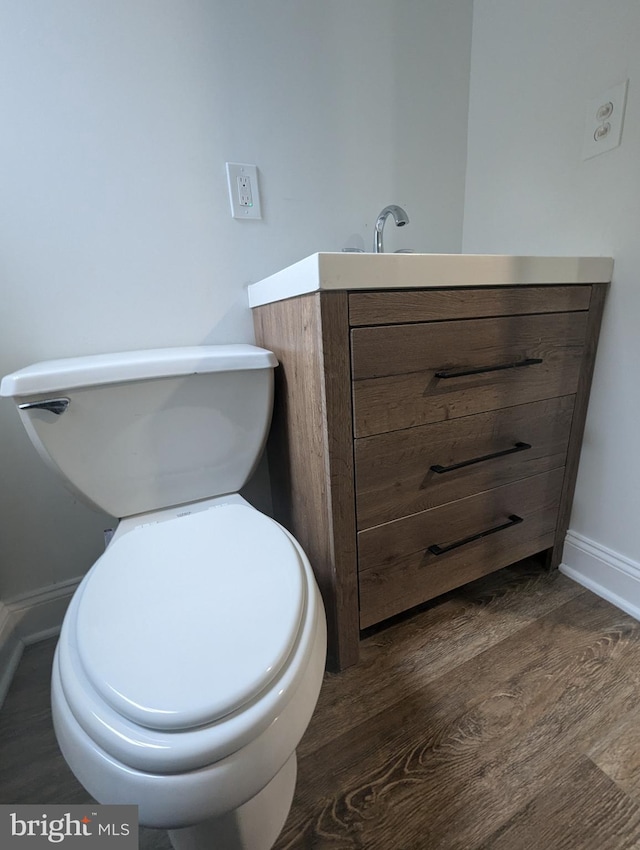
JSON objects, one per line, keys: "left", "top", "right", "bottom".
{"left": 247, "top": 252, "right": 613, "bottom": 307}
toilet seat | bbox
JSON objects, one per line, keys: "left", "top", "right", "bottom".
{"left": 57, "top": 502, "right": 320, "bottom": 774}
{"left": 74, "top": 503, "right": 306, "bottom": 731}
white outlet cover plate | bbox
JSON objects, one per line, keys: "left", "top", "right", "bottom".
{"left": 582, "top": 80, "right": 629, "bottom": 160}
{"left": 226, "top": 162, "right": 262, "bottom": 219}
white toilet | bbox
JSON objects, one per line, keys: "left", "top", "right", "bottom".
{"left": 0, "top": 344, "right": 327, "bottom": 850}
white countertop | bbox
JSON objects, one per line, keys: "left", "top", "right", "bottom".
{"left": 247, "top": 252, "right": 613, "bottom": 308}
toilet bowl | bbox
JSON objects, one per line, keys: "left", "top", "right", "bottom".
{"left": 0, "top": 345, "right": 327, "bottom": 850}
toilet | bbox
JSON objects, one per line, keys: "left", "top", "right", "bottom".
{"left": 0, "top": 344, "right": 327, "bottom": 850}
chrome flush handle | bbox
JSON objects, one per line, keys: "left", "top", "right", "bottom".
{"left": 18, "top": 398, "right": 70, "bottom": 416}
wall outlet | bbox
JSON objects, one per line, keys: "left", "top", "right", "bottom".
{"left": 225, "top": 162, "right": 262, "bottom": 219}
{"left": 582, "top": 80, "right": 628, "bottom": 160}
{"left": 237, "top": 175, "right": 253, "bottom": 207}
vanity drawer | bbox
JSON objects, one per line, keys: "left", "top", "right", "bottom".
{"left": 351, "top": 311, "right": 588, "bottom": 437}
{"left": 349, "top": 285, "right": 592, "bottom": 326}
{"left": 358, "top": 468, "right": 564, "bottom": 628}
{"left": 354, "top": 395, "right": 574, "bottom": 530}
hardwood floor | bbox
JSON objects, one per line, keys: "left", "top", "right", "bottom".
{"left": 2, "top": 560, "right": 640, "bottom": 849}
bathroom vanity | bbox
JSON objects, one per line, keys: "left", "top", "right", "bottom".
{"left": 249, "top": 253, "right": 613, "bottom": 671}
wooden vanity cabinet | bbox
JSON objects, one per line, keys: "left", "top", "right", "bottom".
{"left": 252, "top": 283, "right": 607, "bottom": 671}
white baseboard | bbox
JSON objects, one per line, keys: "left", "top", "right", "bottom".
{"left": 560, "top": 531, "right": 640, "bottom": 622}
{"left": 0, "top": 601, "right": 23, "bottom": 712}
{"left": 0, "top": 576, "right": 81, "bottom": 709}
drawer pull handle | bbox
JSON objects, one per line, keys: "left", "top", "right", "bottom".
{"left": 435, "top": 358, "right": 543, "bottom": 380}
{"left": 430, "top": 441, "right": 532, "bottom": 474}
{"left": 427, "top": 514, "right": 523, "bottom": 556}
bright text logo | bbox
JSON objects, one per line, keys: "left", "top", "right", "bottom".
{"left": 0, "top": 805, "right": 138, "bottom": 848}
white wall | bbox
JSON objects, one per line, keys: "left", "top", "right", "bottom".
{"left": 464, "top": 2, "right": 640, "bottom": 567}
{"left": 0, "top": 0, "right": 472, "bottom": 599}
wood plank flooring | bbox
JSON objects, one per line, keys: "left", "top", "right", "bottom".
{"left": 2, "top": 560, "right": 640, "bottom": 849}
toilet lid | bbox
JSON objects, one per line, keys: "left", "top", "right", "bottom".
{"left": 73, "top": 504, "right": 306, "bottom": 732}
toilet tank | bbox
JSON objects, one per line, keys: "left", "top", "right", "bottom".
{"left": 0, "top": 345, "right": 278, "bottom": 518}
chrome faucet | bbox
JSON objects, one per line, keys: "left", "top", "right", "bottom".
{"left": 373, "top": 205, "right": 410, "bottom": 253}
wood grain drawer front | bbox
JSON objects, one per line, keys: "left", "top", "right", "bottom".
{"left": 354, "top": 395, "right": 574, "bottom": 530}
{"left": 349, "top": 285, "right": 591, "bottom": 326}
{"left": 358, "top": 468, "right": 563, "bottom": 628}
{"left": 351, "top": 311, "right": 588, "bottom": 437}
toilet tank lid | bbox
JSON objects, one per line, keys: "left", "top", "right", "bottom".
{"left": 0, "top": 345, "right": 278, "bottom": 397}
